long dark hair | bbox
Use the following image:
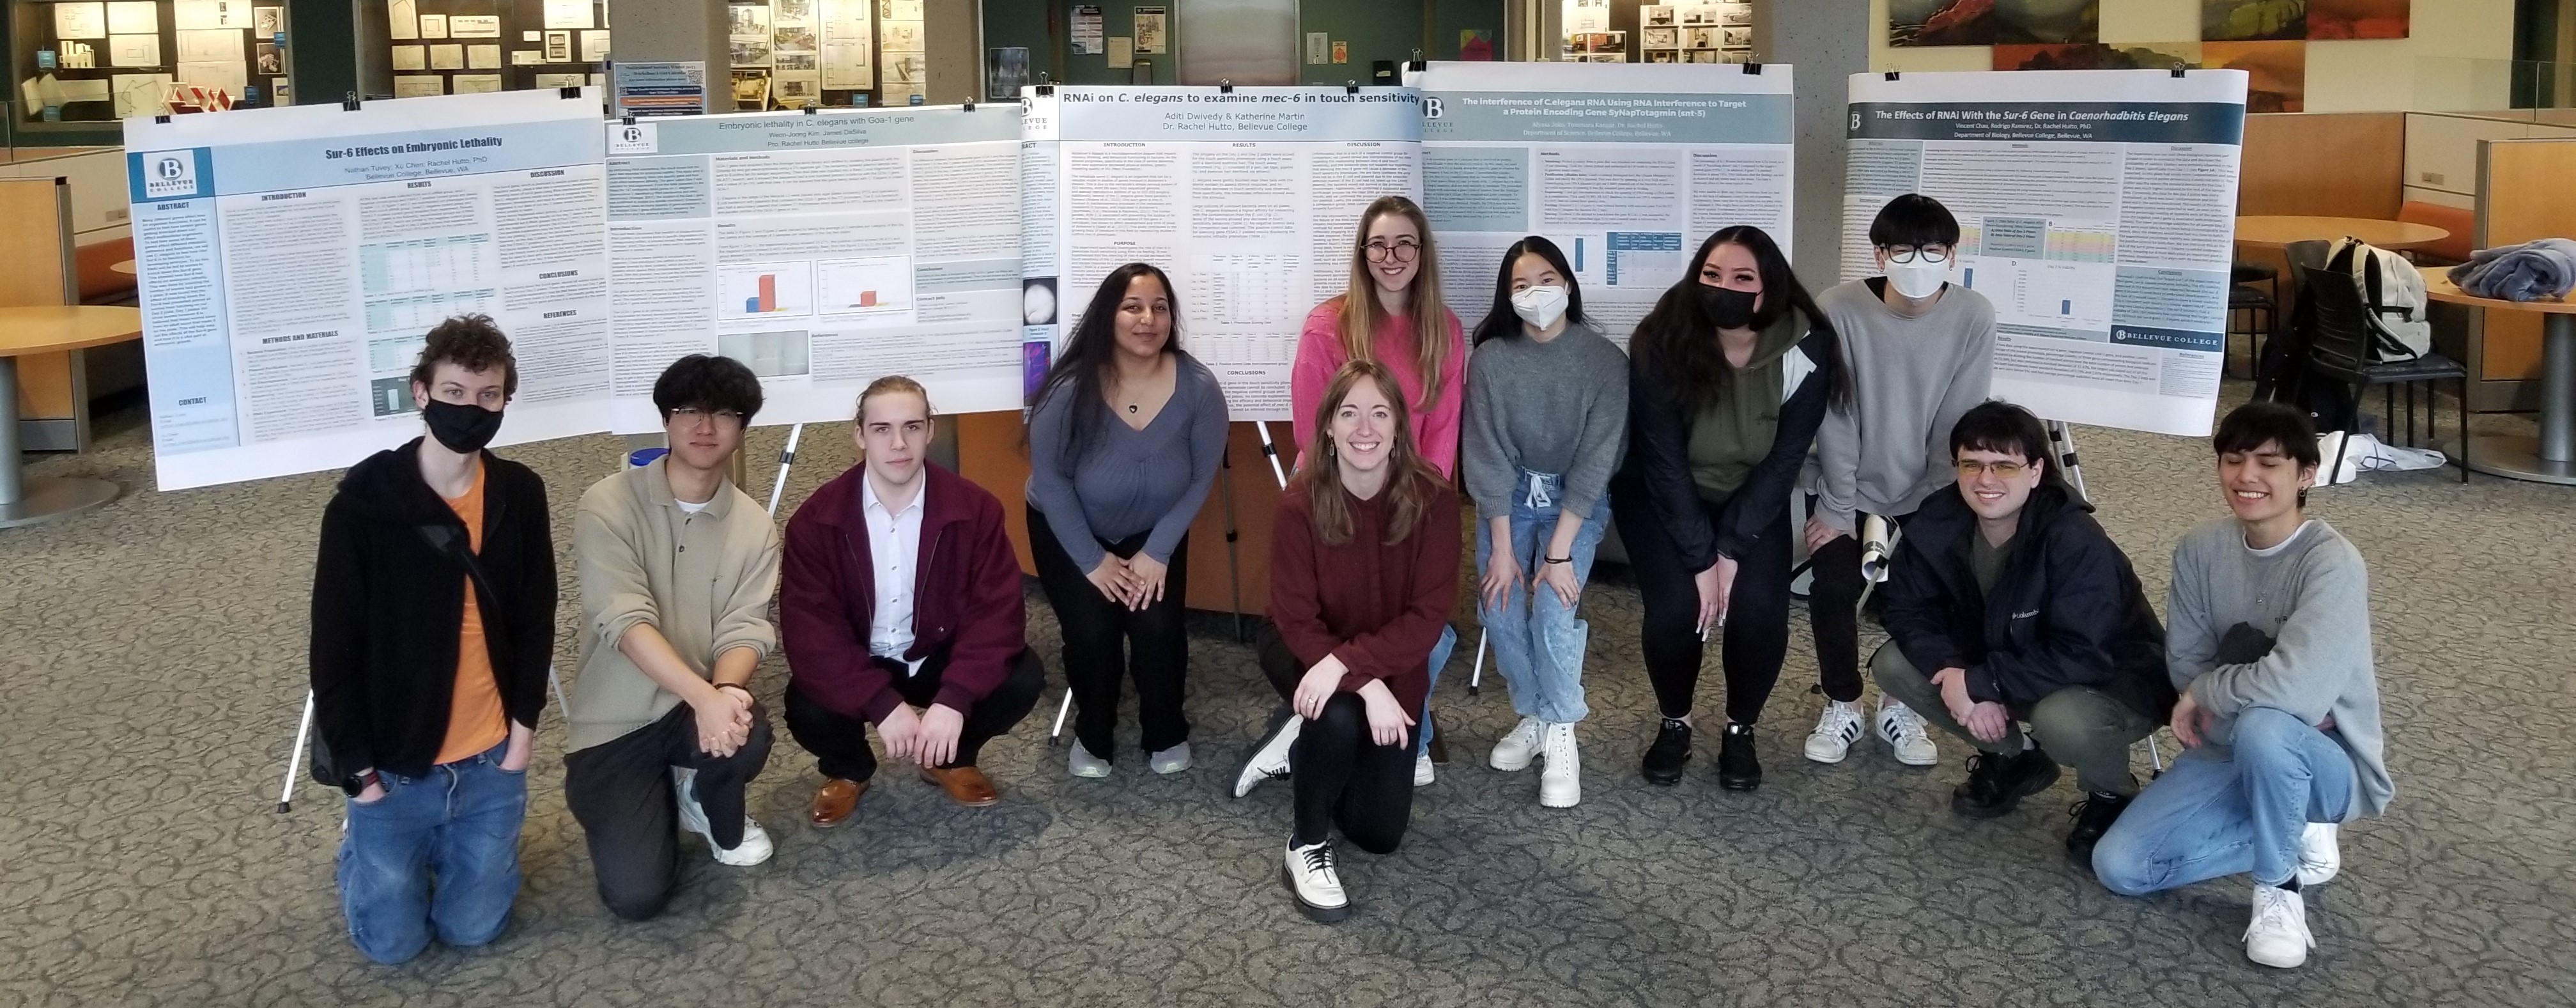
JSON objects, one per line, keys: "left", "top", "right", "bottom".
{"left": 1631, "top": 225, "right": 1846, "bottom": 415}
{"left": 1027, "top": 262, "right": 1180, "bottom": 467}
{"left": 1470, "top": 235, "right": 1589, "bottom": 347}
{"left": 1294, "top": 359, "right": 1440, "bottom": 547}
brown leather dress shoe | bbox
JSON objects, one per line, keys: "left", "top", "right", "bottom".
{"left": 918, "top": 765, "right": 999, "bottom": 807}
{"left": 809, "top": 777, "right": 868, "bottom": 828}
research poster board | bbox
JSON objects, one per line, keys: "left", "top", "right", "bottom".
{"left": 1020, "top": 85, "right": 1425, "bottom": 420}
{"left": 125, "top": 89, "right": 612, "bottom": 491}
{"left": 1412, "top": 61, "right": 1796, "bottom": 345}
{"left": 601, "top": 104, "right": 1024, "bottom": 433}
{"left": 1842, "top": 69, "right": 2249, "bottom": 437}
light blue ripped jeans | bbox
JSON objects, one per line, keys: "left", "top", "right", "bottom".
{"left": 1473, "top": 469, "right": 1609, "bottom": 725}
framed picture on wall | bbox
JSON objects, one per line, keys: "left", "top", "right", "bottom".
{"left": 1642, "top": 27, "right": 1676, "bottom": 48}
{"left": 1647, "top": 49, "right": 1676, "bottom": 63}
{"left": 1642, "top": 5, "right": 1674, "bottom": 27}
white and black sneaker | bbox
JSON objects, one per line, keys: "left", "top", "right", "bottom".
{"left": 1803, "top": 700, "right": 1866, "bottom": 764}
{"left": 1233, "top": 705, "right": 1299, "bottom": 798}
{"left": 2297, "top": 822, "right": 2341, "bottom": 887}
{"left": 1284, "top": 837, "right": 1351, "bottom": 922}
{"left": 1876, "top": 698, "right": 1940, "bottom": 766}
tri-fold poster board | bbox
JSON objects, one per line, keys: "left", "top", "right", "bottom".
{"left": 121, "top": 66, "right": 2244, "bottom": 492}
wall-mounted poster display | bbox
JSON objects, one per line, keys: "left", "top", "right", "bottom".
{"left": 1888, "top": 0, "right": 2099, "bottom": 47}
{"left": 366, "top": 0, "right": 610, "bottom": 97}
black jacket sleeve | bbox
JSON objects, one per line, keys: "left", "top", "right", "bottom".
{"left": 504, "top": 468, "right": 557, "bottom": 731}
{"left": 1878, "top": 525, "right": 1968, "bottom": 678}
{"left": 308, "top": 499, "right": 374, "bottom": 778}
{"left": 1624, "top": 356, "right": 1718, "bottom": 573}
{"left": 1709, "top": 329, "right": 1833, "bottom": 562}
{"left": 1969, "top": 516, "right": 2136, "bottom": 706}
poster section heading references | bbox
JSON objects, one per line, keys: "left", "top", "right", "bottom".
{"left": 1021, "top": 86, "right": 1424, "bottom": 421}
{"left": 1412, "top": 61, "right": 1795, "bottom": 346}
{"left": 1841, "top": 70, "right": 2248, "bottom": 438}
{"left": 124, "top": 88, "right": 613, "bottom": 492}
{"left": 604, "top": 104, "right": 1024, "bottom": 434}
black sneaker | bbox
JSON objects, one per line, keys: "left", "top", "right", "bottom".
{"left": 1641, "top": 717, "right": 1691, "bottom": 786}
{"left": 1950, "top": 748, "right": 2062, "bottom": 819}
{"left": 1716, "top": 723, "right": 1761, "bottom": 791}
{"left": 2064, "top": 791, "right": 2133, "bottom": 867}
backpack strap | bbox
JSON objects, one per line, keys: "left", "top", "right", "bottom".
{"left": 417, "top": 523, "right": 507, "bottom": 644}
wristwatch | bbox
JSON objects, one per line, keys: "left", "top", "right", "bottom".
{"left": 346, "top": 768, "right": 382, "bottom": 796}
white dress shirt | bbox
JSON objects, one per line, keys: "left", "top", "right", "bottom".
{"left": 860, "top": 473, "right": 929, "bottom": 676}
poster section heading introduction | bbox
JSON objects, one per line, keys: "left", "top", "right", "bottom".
{"left": 1842, "top": 70, "right": 2249, "bottom": 438}
{"left": 123, "top": 89, "right": 613, "bottom": 492}
{"left": 1021, "top": 85, "right": 1425, "bottom": 422}
{"left": 1412, "top": 61, "right": 1795, "bottom": 348}
{"left": 603, "top": 104, "right": 1024, "bottom": 435}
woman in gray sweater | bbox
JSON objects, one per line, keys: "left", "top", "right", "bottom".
{"left": 1026, "top": 263, "right": 1230, "bottom": 778}
{"left": 1461, "top": 235, "right": 1628, "bottom": 808}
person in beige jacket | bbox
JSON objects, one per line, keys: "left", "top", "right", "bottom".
{"left": 562, "top": 354, "right": 782, "bottom": 921}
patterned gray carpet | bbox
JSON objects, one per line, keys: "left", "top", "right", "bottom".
{"left": 3, "top": 387, "right": 2570, "bottom": 1007}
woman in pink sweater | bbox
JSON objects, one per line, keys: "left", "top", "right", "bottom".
{"left": 1290, "top": 195, "right": 1468, "bottom": 479}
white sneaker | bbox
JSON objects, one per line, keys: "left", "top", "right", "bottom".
{"left": 1876, "top": 698, "right": 1940, "bottom": 766}
{"left": 1148, "top": 741, "right": 1192, "bottom": 775}
{"left": 673, "top": 768, "right": 774, "bottom": 867}
{"left": 1414, "top": 753, "right": 1435, "bottom": 787}
{"left": 2297, "top": 822, "right": 2341, "bottom": 887}
{"left": 1489, "top": 717, "right": 1543, "bottom": 772}
{"left": 1538, "top": 722, "right": 1580, "bottom": 808}
{"left": 1233, "top": 708, "right": 1299, "bottom": 798}
{"left": 2244, "top": 883, "right": 2315, "bottom": 968}
{"left": 1803, "top": 700, "right": 1866, "bottom": 763}
{"left": 1068, "top": 739, "right": 1111, "bottom": 779}
{"left": 1284, "top": 838, "right": 1351, "bottom": 922}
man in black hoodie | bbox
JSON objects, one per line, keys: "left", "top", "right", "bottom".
{"left": 309, "top": 315, "right": 557, "bottom": 963}
{"left": 1870, "top": 401, "right": 2171, "bottom": 864}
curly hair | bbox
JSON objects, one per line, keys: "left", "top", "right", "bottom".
{"left": 409, "top": 314, "right": 518, "bottom": 398}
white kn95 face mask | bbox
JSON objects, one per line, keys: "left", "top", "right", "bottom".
{"left": 1510, "top": 284, "right": 1570, "bottom": 330}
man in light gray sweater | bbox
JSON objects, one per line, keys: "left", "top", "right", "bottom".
{"left": 2093, "top": 402, "right": 2392, "bottom": 971}
{"left": 1803, "top": 194, "right": 2000, "bottom": 769}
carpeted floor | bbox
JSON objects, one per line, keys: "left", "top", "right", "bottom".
{"left": 2, "top": 387, "right": 2570, "bottom": 1007}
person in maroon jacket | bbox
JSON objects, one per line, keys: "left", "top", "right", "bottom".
{"left": 1254, "top": 359, "right": 1463, "bottom": 922}
{"left": 779, "top": 375, "right": 1046, "bottom": 825}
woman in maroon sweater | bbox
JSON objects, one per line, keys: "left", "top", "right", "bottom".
{"left": 1253, "top": 359, "right": 1462, "bottom": 922}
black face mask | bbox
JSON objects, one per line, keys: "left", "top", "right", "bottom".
{"left": 1697, "top": 283, "right": 1761, "bottom": 330}
{"left": 421, "top": 398, "right": 504, "bottom": 454}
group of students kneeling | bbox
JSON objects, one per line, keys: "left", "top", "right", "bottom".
{"left": 310, "top": 191, "right": 2386, "bottom": 973}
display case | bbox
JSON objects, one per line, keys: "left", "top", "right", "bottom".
{"left": 10, "top": 0, "right": 289, "bottom": 136}
{"left": 364, "top": 0, "right": 610, "bottom": 98}
{"left": 1638, "top": 3, "right": 1752, "bottom": 65}
{"left": 721, "top": 0, "right": 927, "bottom": 110}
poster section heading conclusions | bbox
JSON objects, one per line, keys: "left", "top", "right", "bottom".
{"left": 1841, "top": 70, "right": 2249, "bottom": 438}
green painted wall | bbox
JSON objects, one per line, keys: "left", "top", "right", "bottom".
{"left": 1297, "top": 0, "right": 1422, "bottom": 85}
{"left": 1431, "top": 0, "right": 1506, "bottom": 61}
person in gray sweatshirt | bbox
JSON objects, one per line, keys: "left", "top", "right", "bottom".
{"left": 1804, "top": 194, "right": 1998, "bottom": 770}
{"left": 1460, "top": 235, "right": 1628, "bottom": 809}
{"left": 2092, "top": 402, "right": 2392, "bottom": 971}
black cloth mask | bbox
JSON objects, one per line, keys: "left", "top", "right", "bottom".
{"left": 421, "top": 399, "right": 504, "bottom": 454}
{"left": 1697, "top": 283, "right": 1761, "bottom": 330}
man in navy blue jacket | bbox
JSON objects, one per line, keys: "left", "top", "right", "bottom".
{"left": 1870, "top": 401, "right": 2172, "bottom": 864}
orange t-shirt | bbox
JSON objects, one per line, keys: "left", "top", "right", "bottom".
{"left": 434, "top": 462, "right": 509, "bottom": 764}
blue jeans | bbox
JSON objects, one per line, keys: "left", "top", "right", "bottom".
{"left": 2092, "top": 706, "right": 2356, "bottom": 896}
{"left": 1474, "top": 469, "right": 1608, "bottom": 725}
{"left": 335, "top": 740, "right": 527, "bottom": 964}
{"left": 1417, "top": 624, "right": 1456, "bottom": 759}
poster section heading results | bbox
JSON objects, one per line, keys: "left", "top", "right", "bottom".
{"left": 1022, "top": 86, "right": 1424, "bottom": 422}
{"left": 604, "top": 105, "right": 1025, "bottom": 434}
{"left": 124, "top": 89, "right": 613, "bottom": 492}
{"left": 1840, "top": 70, "right": 2248, "bottom": 438}
{"left": 1412, "top": 61, "right": 1795, "bottom": 345}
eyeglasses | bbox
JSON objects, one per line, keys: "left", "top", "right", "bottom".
{"left": 1881, "top": 245, "right": 1953, "bottom": 265}
{"left": 672, "top": 407, "right": 745, "bottom": 425}
{"left": 1363, "top": 239, "right": 1421, "bottom": 263}
{"left": 1955, "top": 458, "right": 2028, "bottom": 479}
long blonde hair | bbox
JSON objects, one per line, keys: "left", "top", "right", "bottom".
{"left": 1295, "top": 360, "right": 1439, "bottom": 547}
{"left": 1334, "top": 195, "right": 1452, "bottom": 416}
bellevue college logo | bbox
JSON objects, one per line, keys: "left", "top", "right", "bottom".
{"left": 140, "top": 150, "right": 202, "bottom": 199}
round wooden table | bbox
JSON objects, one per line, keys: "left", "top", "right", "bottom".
{"left": 0, "top": 306, "right": 140, "bottom": 527}
{"left": 111, "top": 260, "right": 136, "bottom": 275}
{"left": 2233, "top": 215, "right": 2451, "bottom": 251}
{"left": 2424, "top": 276, "right": 2576, "bottom": 485}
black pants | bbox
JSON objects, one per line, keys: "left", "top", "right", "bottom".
{"left": 1610, "top": 479, "right": 1794, "bottom": 725}
{"left": 562, "top": 699, "right": 776, "bottom": 921}
{"left": 1028, "top": 506, "right": 1191, "bottom": 760}
{"left": 1807, "top": 509, "right": 1911, "bottom": 704}
{"left": 783, "top": 647, "right": 1045, "bottom": 781}
{"left": 1257, "top": 627, "right": 1413, "bottom": 855}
